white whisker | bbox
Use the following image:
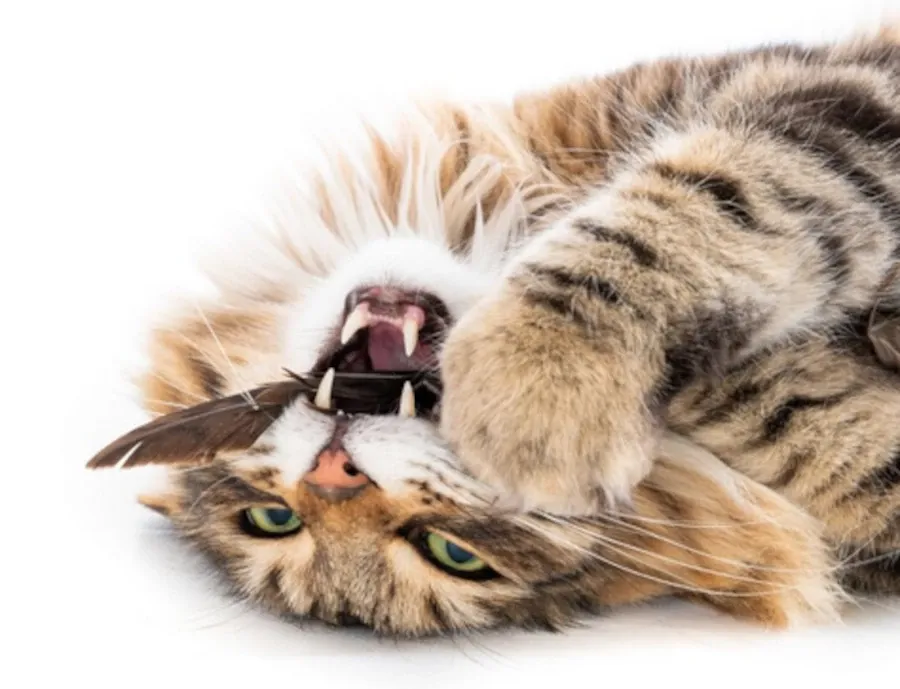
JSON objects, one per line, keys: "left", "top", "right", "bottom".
{"left": 193, "top": 303, "right": 260, "bottom": 411}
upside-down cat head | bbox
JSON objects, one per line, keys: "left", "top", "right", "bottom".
{"left": 87, "top": 105, "right": 844, "bottom": 635}
{"left": 90, "top": 377, "right": 839, "bottom": 635}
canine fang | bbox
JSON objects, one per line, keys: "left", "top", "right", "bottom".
{"left": 402, "top": 317, "right": 420, "bottom": 357}
{"left": 399, "top": 381, "right": 416, "bottom": 417}
{"left": 314, "top": 368, "right": 335, "bottom": 410}
{"left": 340, "top": 304, "right": 369, "bottom": 345}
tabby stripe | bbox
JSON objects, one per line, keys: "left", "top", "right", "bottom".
{"left": 426, "top": 594, "right": 450, "bottom": 629}
{"left": 191, "top": 355, "right": 225, "bottom": 400}
{"left": 779, "top": 124, "right": 900, "bottom": 227}
{"left": 761, "top": 394, "right": 849, "bottom": 443}
{"left": 265, "top": 566, "right": 283, "bottom": 596}
{"left": 769, "top": 182, "right": 851, "bottom": 285}
{"left": 855, "top": 449, "right": 900, "bottom": 494}
{"left": 770, "top": 183, "right": 830, "bottom": 215}
{"left": 572, "top": 219, "right": 659, "bottom": 267}
{"left": 692, "top": 381, "right": 765, "bottom": 428}
{"left": 658, "top": 307, "right": 755, "bottom": 402}
{"left": 817, "top": 232, "right": 852, "bottom": 285}
{"left": 524, "top": 265, "right": 624, "bottom": 307}
{"left": 768, "top": 448, "right": 812, "bottom": 489}
{"left": 523, "top": 292, "right": 589, "bottom": 327}
{"left": 770, "top": 83, "right": 900, "bottom": 148}
{"left": 653, "top": 164, "right": 758, "bottom": 230}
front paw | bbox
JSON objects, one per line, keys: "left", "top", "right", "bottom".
{"left": 439, "top": 289, "right": 660, "bottom": 514}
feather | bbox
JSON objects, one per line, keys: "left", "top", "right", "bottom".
{"left": 86, "top": 370, "right": 442, "bottom": 471}
{"left": 86, "top": 380, "right": 307, "bottom": 470}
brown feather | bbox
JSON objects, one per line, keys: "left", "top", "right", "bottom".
{"left": 86, "top": 381, "right": 307, "bottom": 470}
{"left": 86, "top": 370, "right": 442, "bottom": 471}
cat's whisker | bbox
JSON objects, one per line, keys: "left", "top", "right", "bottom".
{"left": 537, "top": 512, "right": 828, "bottom": 584}
{"left": 520, "top": 514, "right": 827, "bottom": 599}
{"left": 145, "top": 370, "right": 207, "bottom": 403}
{"left": 183, "top": 473, "right": 239, "bottom": 519}
{"left": 602, "top": 509, "right": 777, "bottom": 530}
{"left": 848, "top": 593, "right": 900, "bottom": 614}
{"left": 192, "top": 302, "right": 261, "bottom": 411}
{"left": 830, "top": 530, "right": 890, "bottom": 570}
{"left": 585, "top": 511, "right": 830, "bottom": 576}
{"left": 141, "top": 397, "right": 191, "bottom": 410}
{"left": 840, "top": 548, "right": 900, "bottom": 569}
{"left": 514, "top": 514, "right": 779, "bottom": 597}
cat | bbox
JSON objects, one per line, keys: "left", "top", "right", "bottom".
{"left": 91, "top": 24, "right": 900, "bottom": 635}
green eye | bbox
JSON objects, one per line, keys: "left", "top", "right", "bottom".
{"left": 425, "top": 532, "right": 490, "bottom": 574}
{"left": 242, "top": 506, "right": 303, "bottom": 537}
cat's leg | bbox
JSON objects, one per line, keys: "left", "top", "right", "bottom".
{"left": 441, "top": 121, "right": 900, "bottom": 514}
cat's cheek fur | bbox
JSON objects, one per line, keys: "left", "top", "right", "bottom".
{"left": 440, "top": 287, "right": 658, "bottom": 513}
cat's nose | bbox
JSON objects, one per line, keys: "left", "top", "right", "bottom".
{"left": 302, "top": 447, "right": 371, "bottom": 502}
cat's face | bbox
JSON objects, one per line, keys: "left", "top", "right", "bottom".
{"left": 147, "top": 408, "right": 629, "bottom": 635}
{"left": 139, "top": 232, "right": 634, "bottom": 634}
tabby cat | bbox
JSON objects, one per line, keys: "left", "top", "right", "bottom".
{"left": 91, "top": 25, "right": 900, "bottom": 635}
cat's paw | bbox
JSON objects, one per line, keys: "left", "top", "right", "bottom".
{"left": 439, "top": 287, "right": 661, "bottom": 514}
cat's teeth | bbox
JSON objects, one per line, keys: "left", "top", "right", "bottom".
{"left": 399, "top": 381, "right": 416, "bottom": 418}
{"left": 340, "top": 305, "right": 369, "bottom": 344}
{"left": 402, "top": 317, "right": 419, "bottom": 357}
{"left": 314, "top": 368, "right": 335, "bottom": 410}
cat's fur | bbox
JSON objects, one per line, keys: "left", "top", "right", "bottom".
{"left": 126, "top": 25, "right": 900, "bottom": 634}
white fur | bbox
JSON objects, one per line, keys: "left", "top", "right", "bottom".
{"left": 212, "top": 108, "right": 542, "bottom": 497}
{"left": 282, "top": 236, "right": 497, "bottom": 373}
{"left": 234, "top": 403, "right": 334, "bottom": 486}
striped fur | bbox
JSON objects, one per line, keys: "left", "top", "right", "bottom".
{"left": 131, "top": 25, "right": 900, "bottom": 633}
{"left": 438, "top": 26, "right": 900, "bottom": 594}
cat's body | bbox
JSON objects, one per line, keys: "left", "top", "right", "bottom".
{"left": 123, "top": 26, "right": 900, "bottom": 634}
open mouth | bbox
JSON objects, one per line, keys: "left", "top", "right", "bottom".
{"left": 308, "top": 286, "right": 451, "bottom": 417}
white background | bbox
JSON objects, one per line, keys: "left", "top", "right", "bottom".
{"left": 4, "top": 1, "right": 900, "bottom": 686}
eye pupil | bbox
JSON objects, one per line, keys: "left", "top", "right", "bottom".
{"left": 444, "top": 541, "right": 474, "bottom": 563}
{"left": 265, "top": 508, "right": 295, "bottom": 526}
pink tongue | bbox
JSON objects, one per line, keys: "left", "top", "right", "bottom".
{"left": 367, "top": 323, "right": 415, "bottom": 371}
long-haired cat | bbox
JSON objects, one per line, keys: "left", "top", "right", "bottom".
{"left": 89, "top": 25, "right": 900, "bottom": 635}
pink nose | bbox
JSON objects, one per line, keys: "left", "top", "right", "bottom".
{"left": 302, "top": 448, "right": 371, "bottom": 502}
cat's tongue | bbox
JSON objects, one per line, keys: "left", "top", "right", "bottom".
{"left": 367, "top": 322, "right": 430, "bottom": 371}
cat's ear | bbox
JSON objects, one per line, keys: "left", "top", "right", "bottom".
{"left": 138, "top": 492, "right": 182, "bottom": 518}
{"left": 86, "top": 380, "right": 308, "bottom": 471}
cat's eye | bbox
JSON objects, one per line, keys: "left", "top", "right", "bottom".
{"left": 421, "top": 532, "right": 498, "bottom": 580}
{"left": 241, "top": 506, "right": 303, "bottom": 537}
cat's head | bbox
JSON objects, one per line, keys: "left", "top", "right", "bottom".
{"left": 91, "top": 373, "right": 645, "bottom": 635}
{"left": 93, "top": 115, "right": 840, "bottom": 634}
{"left": 90, "top": 372, "right": 838, "bottom": 635}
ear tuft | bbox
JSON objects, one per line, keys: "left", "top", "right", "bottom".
{"left": 138, "top": 492, "right": 181, "bottom": 518}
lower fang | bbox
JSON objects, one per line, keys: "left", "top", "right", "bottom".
{"left": 399, "top": 381, "right": 416, "bottom": 418}
{"left": 314, "top": 368, "right": 335, "bottom": 410}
